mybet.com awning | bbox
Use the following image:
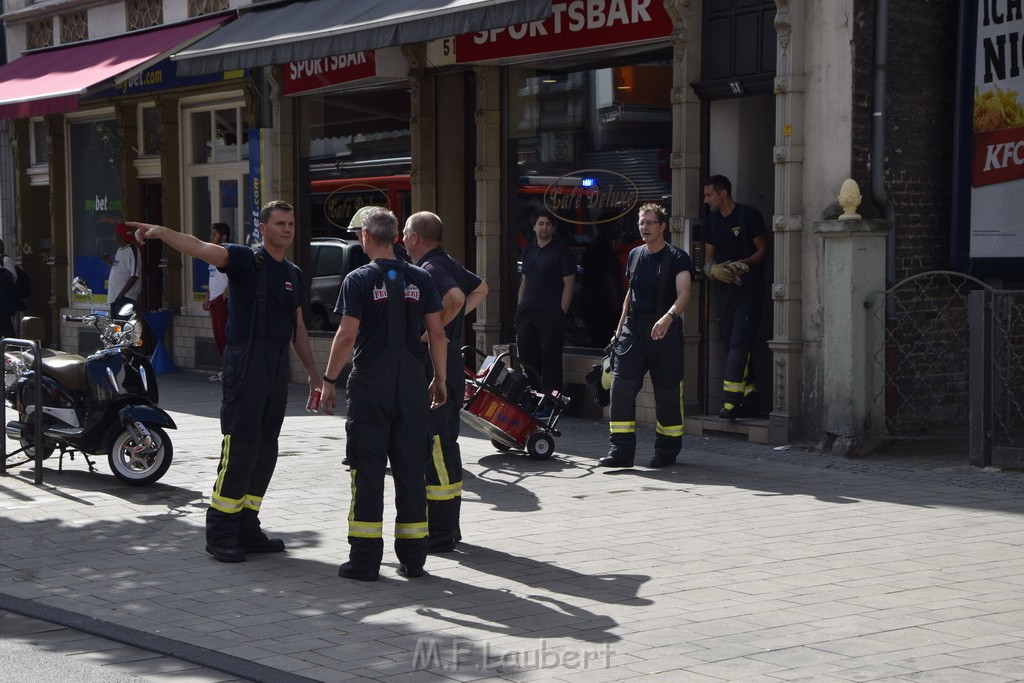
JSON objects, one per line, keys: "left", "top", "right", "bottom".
{"left": 0, "top": 14, "right": 230, "bottom": 119}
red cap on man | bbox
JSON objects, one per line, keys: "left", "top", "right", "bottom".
{"left": 115, "top": 223, "right": 132, "bottom": 241}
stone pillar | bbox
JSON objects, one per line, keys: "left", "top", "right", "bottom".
{"left": 45, "top": 113, "right": 69, "bottom": 341}
{"left": 768, "top": 0, "right": 806, "bottom": 444}
{"left": 666, "top": 0, "right": 702, "bottom": 406}
{"left": 155, "top": 96, "right": 181, "bottom": 312}
{"left": 405, "top": 44, "right": 437, "bottom": 213}
{"left": 813, "top": 217, "right": 889, "bottom": 457}
{"left": 472, "top": 65, "right": 502, "bottom": 353}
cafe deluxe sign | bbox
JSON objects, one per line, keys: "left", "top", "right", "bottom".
{"left": 543, "top": 169, "right": 640, "bottom": 224}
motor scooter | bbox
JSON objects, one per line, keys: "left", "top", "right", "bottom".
{"left": 3, "top": 278, "right": 176, "bottom": 486}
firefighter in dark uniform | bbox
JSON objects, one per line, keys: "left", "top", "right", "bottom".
{"left": 599, "top": 203, "right": 694, "bottom": 469}
{"left": 403, "top": 211, "right": 488, "bottom": 553}
{"left": 129, "top": 201, "right": 322, "bottom": 563}
{"left": 702, "top": 175, "right": 769, "bottom": 420}
{"left": 321, "top": 207, "right": 447, "bottom": 581}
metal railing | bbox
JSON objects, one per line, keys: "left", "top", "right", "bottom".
{"left": 1, "top": 337, "right": 46, "bottom": 484}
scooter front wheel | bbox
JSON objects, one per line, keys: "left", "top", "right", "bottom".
{"left": 108, "top": 425, "right": 173, "bottom": 486}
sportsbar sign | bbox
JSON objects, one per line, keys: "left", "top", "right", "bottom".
{"left": 283, "top": 52, "right": 375, "bottom": 96}
{"left": 454, "top": 0, "right": 672, "bottom": 63}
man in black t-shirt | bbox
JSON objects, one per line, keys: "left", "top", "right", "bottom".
{"left": 601, "top": 204, "right": 694, "bottom": 469}
{"left": 702, "top": 175, "right": 769, "bottom": 420}
{"left": 321, "top": 207, "right": 447, "bottom": 581}
{"left": 515, "top": 210, "right": 576, "bottom": 401}
{"left": 130, "top": 201, "right": 322, "bottom": 563}
{"left": 404, "top": 211, "right": 488, "bottom": 553}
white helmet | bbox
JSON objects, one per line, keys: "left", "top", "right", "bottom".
{"left": 347, "top": 206, "right": 377, "bottom": 230}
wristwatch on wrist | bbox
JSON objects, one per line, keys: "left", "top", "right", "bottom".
{"left": 667, "top": 310, "right": 678, "bottom": 319}
{"left": 322, "top": 373, "right": 337, "bottom": 384}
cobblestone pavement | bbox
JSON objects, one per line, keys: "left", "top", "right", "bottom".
{"left": 2, "top": 371, "right": 1024, "bottom": 682}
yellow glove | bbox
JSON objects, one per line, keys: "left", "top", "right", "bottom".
{"left": 727, "top": 261, "right": 750, "bottom": 275}
{"left": 707, "top": 261, "right": 738, "bottom": 284}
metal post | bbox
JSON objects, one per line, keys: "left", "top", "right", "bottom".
{"left": 1, "top": 337, "right": 45, "bottom": 484}
{"left": 968, "top": 290, "right": 991, "bottom": 466}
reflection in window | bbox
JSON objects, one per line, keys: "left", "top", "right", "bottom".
{"left": 508, "top": 58, "right": 672, "bottom": 348}
{"left": 299, "top": 87, "right": 412, "bottom": 238}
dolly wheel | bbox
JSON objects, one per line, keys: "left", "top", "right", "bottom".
{"left": 490, "top": 438, "right": 512, "bottom": 452}
{"left": 526, "top": 433, "right": 555, "bottom": 460}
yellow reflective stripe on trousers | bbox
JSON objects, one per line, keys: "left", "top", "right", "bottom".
{"left": 656, "top": 422, "right": 684, "bottom": 437}
{"left": 347, "top": 468, "right": 383, "bottom": 538}
{"left": 349, "top": 520, "right": 383, "bottom": 538}
{"left": 242, "top": 494, "right": 263, "bottom": 512}
{"left": 395, "top": 521, "right": 428, "bottom": 539}
{"left": 426, "top": 481, "right": 463, "bottom": 501}
{"left": 211, "top": 493, "right": 243, "bottom": 514}
{"left": 609, "top": 421, "right": 636, "bottom": 434}
{"left": 743, "top": 383, "right": 757, "bottom": 396}
{"left": 212, "top": 434, "right": 231, "bottom": 497}
{"left": 723, "top": 380, "right": 745, "bottom": 393}
{"left": 430, "top": 435, "right": 450, "bottom": 486}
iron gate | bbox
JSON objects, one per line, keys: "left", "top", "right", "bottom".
{"left": 969, "top": 289, "right": 1024, "bottom": 468}
{"left": 869, "top": 271, "right": 991, "bottom": 441}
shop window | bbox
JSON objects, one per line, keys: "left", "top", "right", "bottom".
{"left": 139, "top": 106, "right": 162, "bottom": 157}
{"left": 69, "top": 119, "right": 123, "bottom": 304}
{"left": 298, "top": 87, "right": 412, "bottom": 240}
{"left": 183, "top": 102, "right": 250, "bottom": 309}
{"left": 26, "top": 19, "right": 54, "bottom": 50}
{"left": 127, "top": 0, "right": 164, "bottom": 31}
{"left": 189, "top": 0, "right": 229, "bottom": 17}
{"left": 60, "top": 11, "right": 88, "bottom": 44}
{"left": 507, "top": 59, "right": 672, "bottom": 349}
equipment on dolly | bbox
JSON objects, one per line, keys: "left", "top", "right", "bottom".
{"left": 459, "top": 346, "right": 569, "bottom": 460}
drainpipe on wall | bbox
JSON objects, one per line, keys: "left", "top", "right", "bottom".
{"left": 871, "top": 0, "right": 897, "bottom": 301}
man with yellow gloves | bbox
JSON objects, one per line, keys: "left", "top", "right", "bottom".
{"left": 702, "top": 175, "right": 769, "bottom": 420}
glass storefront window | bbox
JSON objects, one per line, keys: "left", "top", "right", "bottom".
{"left": 507, "top": 58, "right": 673, "bottom": 349}
{"left": 69, "top": 118, "right": 124, "bottom": 303}
{"left": 297, "top": 86, "right": 412, "bottom": 239}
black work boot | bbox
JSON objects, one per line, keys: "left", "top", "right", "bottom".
{"left": 205, "top": 508, "right": 245, "bottom": 563}
{"left": 238, "top": 508, "right": 285, "bottom": 553}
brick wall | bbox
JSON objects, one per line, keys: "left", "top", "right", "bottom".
{"left": 851, "top": 0, "right": 959, "bottom": 280}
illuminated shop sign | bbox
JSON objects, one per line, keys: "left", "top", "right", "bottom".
{"left": 452, "top": 0, "right": 672, "bottom": 63}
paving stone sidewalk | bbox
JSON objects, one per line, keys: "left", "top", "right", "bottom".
{"left": 2, "top": 371, "right": 1024, "bottom": 682}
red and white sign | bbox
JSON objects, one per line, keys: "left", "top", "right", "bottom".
{"left": 454, "top": 0, "right": 672, "bottom": 63}
{"left": 974, "top": 127, "right": 1024, "bottom": 187}
{"left": 284, "top": 52, "right": 376, "bottom": 96}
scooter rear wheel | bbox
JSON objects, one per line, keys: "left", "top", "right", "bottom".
{"left": 108, "top": 425, "right": 173, "bottom": 486}
{"left": 18, "top": 411, "right": 55, "bottom": 460}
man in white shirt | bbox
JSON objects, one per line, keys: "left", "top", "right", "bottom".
{"left": 103, "top": 223, "right": 142, "bottom": 321}
{"left": 203, "top": 223, "right": 230, "bottom": 381}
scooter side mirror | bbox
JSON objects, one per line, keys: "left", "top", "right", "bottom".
{"left": 71, "top": 277, "right": 92, "bottom": 297}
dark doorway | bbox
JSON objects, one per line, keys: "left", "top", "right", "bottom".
{"left": 139, "top": 181, "right": 163, "bottom": 354}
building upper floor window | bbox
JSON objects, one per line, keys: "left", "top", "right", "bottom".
{"left": 60, "top": 11, "right": 88, "bottom": 44}
{"left": 189, "top": 106, "right": 248, "bottom": 165}
{"left": 127, "top": 0, "right": 164, "bottom": 31}
{"left": 189, "top": 0, "right": 229, "bottom": 17}
{"left": 139, "top": 105, "right": 162, "bottom": 157}
{"left": 30, "top": 119, "right": 50, "bottom": 166}
{"left": 26, "top": 18, "right": 54, "bottom": 50}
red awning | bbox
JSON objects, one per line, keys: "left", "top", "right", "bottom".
{"left": 0, "top": 14, "right": 229, "bottom": 119}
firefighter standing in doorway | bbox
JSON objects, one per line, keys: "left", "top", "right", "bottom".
{"left": 702, "top": 174, "right": 769, "bottom": 420}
